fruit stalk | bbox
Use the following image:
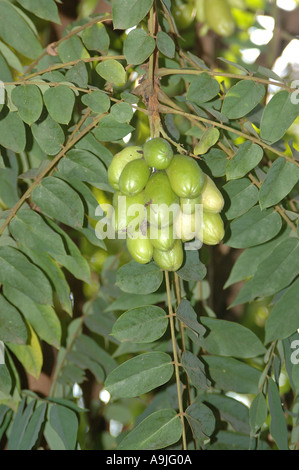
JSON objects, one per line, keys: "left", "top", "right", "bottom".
{"left": 165, "top": 270, "right": 187, "bottom": 451}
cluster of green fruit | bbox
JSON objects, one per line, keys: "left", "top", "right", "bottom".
{"left": 107, "top": 138, "right": 225, "bottom": 272}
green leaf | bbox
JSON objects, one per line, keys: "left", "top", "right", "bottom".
{"left": 0, "top": 294, "right": 27, "bottom": 344}
{"left": 19, "top": 247, "right": 73, "bottom": 315}
{"left": 110, "top": 102, "right": 133, "bottom": 123}
{"left": 3, "top": 285, "right": 61, "bottom": 348}
{"left": 231, "top": 238, "right": 299, "bottom": 307}
{"left": 11, "top": 85, "right": 43, "bottom": 125}
{"left": 16, "top": 0, "right": 60, "bottom": 23}
{"left": 0, "top": 246, "right": 53, "bottom": 305}
{"left": 31, "top": 113, "right": 65, "bottom": 155}
{"left": 74, "top": 334, "right": 117, "bottom": 376}
{"left": 112, "top": 305, "right": 168, "bottom": 343}
{"left": 116, "top": 261, "right": 163, "bottom": 294}
{"left": 177, "top": 250, "right": 207, "bottom": 282}
{"left": 265, "top": 278, "right": 299, "bottom": 343}
{"left": 7, "top": 325, "right": 43, "bottom": 379}
{"left": 156, "top": 31, "right": 175, "bottom": 58}
{"left": 224, "top": 226, "right": 291, "bottom": 288}
{"left": 0, "top": 367, "right": 12, "bottom": 398}
{"left": 194, "top": 127, "right": 220, "bottom": 155}
{"left": 105, "top": 352, "right": 173, "bottom": 399}
{"left": 32, "top": 176, "right": 85, "bottom": 228}
{"left": 181, "top": 351, "right": 211, "bottom": 390}
{"left": 57, "top": 148, "right": 108, "bottom": 188}
{"left": 65, "top": 61, "right": 88, "bottom": 88}
{"left": 47, "top": 404, "right": 78, "bottom": 450}
{"left": 44, "top": 86, "right": 75, "bottom": 125}
{"left": 6, "top": 399, "right": 34, "bottom": 450}
{"left": 0, "top": 40, "right": 23, "bottom": 73}
{"left": 201, "top": 148, "right": 228, "bottom": 177}
{"left": 186, "top": 73, "right": 220, "bottom": 104}
{"left": 222, "top": 81, "right": 265, "bottom": 119}
{"left": 202, "top": 393, "right": 250, "bottom": 434}
{"left": 226, "top": 142, "right": 263, "bottom": 180}
{"left": 93, "top": 114, "right": 134, "bottom": 142}
{"left": 117, "top": 408, "right": 182, "bottom": 450}
{"left": 0, "top": 0, "right": 43, "bottom": 59}
{"left": 81, "top": 23, "right": 110, "bottom": 53}
{"left": 259, "top": 157, "right": 299, "bottom": 210}
{"left": 225, "top": 205, "right": 282, "bottom": 249}
{"left": 249, "top": 393, "right": 268, "bottom": 435}
{"left": 57, "top": 35, "right": 89, "bottom": 62}
{"left": 112, "top": 0, "right": 154, "bottom": 30}
{"left": 124, "top": 28, "right": 155, "bottom": 65}
{"left": 267, "top": 377, "right": 289, "bottom": 450}
{"left": 96, "top": 59, "right": 126, "bottom": 86}
{"left": 0, "top": 109, "right": 26, "bottom": 153}
{"left": 223, "top": 178, "right": 259, "bottom": 220}
{"left": 176, "top": 300, "right": 206, "bottom": 337}
{"left": 18, "top": 401, "right": 47, "bottom": 450}
{"left": 200, "top": 317, "right": 266, "bottom": 358}
{"left": 260, "top": 90, "right": 299, "bottom": 144}
{"left": 185, "top": 401, "right": 215, "bottom": 442}
{"left": 81, "top": 90, "right": 110, "bottom": 114}
{"left": 0, "top": 167, "right": 19, "bottom": 207}
{"left": 203, "top": 356, "right": 261, "bottom": 394}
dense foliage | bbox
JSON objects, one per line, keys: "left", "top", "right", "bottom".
{"left": 0, "top": 0, "right": 299, "bottom": 451}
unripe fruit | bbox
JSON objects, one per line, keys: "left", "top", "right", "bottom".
{"left": 153, "top": 239, "right": 184, "bottom": 272}
{"left": 143, "top": 137, "right": 174, "bottom": 170}
{"left": 166, "top": 154, "right": 205, "bottom": 198}
{"left": 126, "top": 232, "right": 153, "bottom": 264}
{"left": 108, "top": 146, "right": 143, "bottom": 190}
{"left": 174, "top": 209, "right": 198, "bottom": 242}
{"left": 113, "top": 192, "right": 146, "bottom": 235}
{"left": 195, "top": 0, "right": 205, "bottom": 22}
{"left": 180, "top": 195, "right": 201, "bottom": 215}
{"left": 144, "top": 171, "right": 179, "bottom": 227}
{"left": 204, "top": 0, "right": 235, "bottom": 37}
{"left": 200, "top": 175, "right": 224, "bottom": 213}
{"left": 171, "top": 1, "right": 196, "bottom": 30}
{"left": 200, "top": 211, "right": 225, "bottom": 245}
{"left": 148, "top": 224, "right": 175, "bottom": 252}
{"left": 119, "top": 158, "right": 151, "bottom": 196}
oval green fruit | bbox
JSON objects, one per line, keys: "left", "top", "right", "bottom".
{"left": 171, "top": 1, "right": 196, "bottom": 29}
{"left": 180, "top": 195, "right": 202, "bottom": 215}
{"left": 199, "top": 211, "right": 225, "bottom": 245}
{"left": 108, "top": 146, "right": 143, "bottom": 190}
{"left": 153, "top": 239, "right": 184, "bottom": 272}
{"left": 204, "top": 0, "right": 235, "bottom": 37}
{"left": 166, "top": 154, "right": 205, "bottom": 198}
{"left": 143, "top": 137, "right": 174, "bottom": 170}
{"left": 174, "top": 209, "right": 198, "bottom": 242}
{"left": 200, "top": 175, "right": 224, "bottom": 213}
{"left": 126, "top": 232, "right": 153, "bottom": 264}
{"left": 113, "top": 191, "right": 146, "bottom": 235}
{"left": 144, "top": 171, "right": 179, "bottom": 227}
{"left": 148, "top": 224, "right": 175, "bottom": 252}
{"left": 119, "top": 158, "right": 151, "bottom": 196}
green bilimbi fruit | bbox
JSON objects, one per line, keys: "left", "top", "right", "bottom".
{"left": 148, "top": 224, "right": 175, "bottom": 252}
{"left": 144, "top": 171, "right": 179, "bottom": 227}
{"left": 153, "top": 239, "right": 184, "bottom": 272}
{"left": 108, "top": 146, "right": 143, "bottom": 190}
{"left": 180, "top": 195, "right": 201, "bottom": 215}
{"left": 119, "top": 158, "right": 151, "bottom": 196}
{"left": 174, "top": 209, "right": 198, "bottom": 242}
{"left": 204, "top": 0, "right": 235, "bottom": 37}
{"left": 200, "top": 211, "right": 225, "bottom": 245}
{"left": 166, "top": 154, "right": 205, "bottom": 198}
{"left": 126, "top": 232, "right": 154, "bottom": 264}
{"left": 143, "top": 137, "right": 174, "bottom": 170}
{"left": 113, "top": 192, "right": 146, "bottom": 235}
{"left": 200, "top": 175, "right": 224, "bottom": 213}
